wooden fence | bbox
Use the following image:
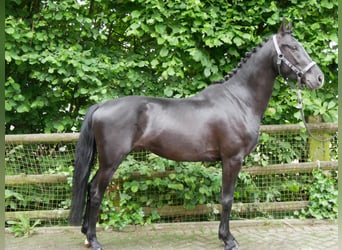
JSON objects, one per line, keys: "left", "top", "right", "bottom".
{"left": 5, "top": 122, "right": 338, "bottom": 221}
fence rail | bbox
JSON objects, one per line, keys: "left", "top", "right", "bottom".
{"left": 5, "top": 201, "right": 310, "bottom": 221}
{"left": 5, "top": 161, "right": 338, "bottom": 186}
{"left": 5, "top": 122, "right": 338, "bottom": 223}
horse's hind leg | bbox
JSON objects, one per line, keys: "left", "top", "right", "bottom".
{"left": 219, "top": 156, "right": 242, "bottom": 250}
{"left": 82, "top": 151, "right": 127, "bottom": 250}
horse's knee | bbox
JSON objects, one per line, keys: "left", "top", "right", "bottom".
{"left": 221, "top": 196, "right": 234, "bottom": 211}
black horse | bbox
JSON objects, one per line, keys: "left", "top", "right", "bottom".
{"left": 69, "top": 19, "right": 324, "bottom": 250}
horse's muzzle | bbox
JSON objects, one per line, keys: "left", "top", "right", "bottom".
{"left": 304, "top": 66, "right": 324, "bottom": 90}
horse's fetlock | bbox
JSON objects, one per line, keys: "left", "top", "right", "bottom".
{"left": 219, "top": 230, "right": 228, "bottom": 240}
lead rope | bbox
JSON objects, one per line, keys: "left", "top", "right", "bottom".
{"left": 294, "top": 85, "right": 337, "bottom": 143}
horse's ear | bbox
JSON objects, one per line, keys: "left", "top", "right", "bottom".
{"left": 287, "top": 21, "right": 293, "bottom": 33}
{"left": 278, "top": 18, "right": 293, "bottom": 34}
{"left": 278, "top": 18, "right": 287, "bottom": 33}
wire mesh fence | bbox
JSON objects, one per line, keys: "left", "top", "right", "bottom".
{"left": 5, "top": 123, "right": 338, "bottom": 227}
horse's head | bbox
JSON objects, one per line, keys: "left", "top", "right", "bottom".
{"left": 273, "top": 19, "right": 324, "bottom": 90}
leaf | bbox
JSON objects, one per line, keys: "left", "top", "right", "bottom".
{"left": 327, "top": 101, "right": 336, "bottom": 109}
{"left": 53, "top": 122, "right": 65, "bottom": 132}
{"left": 5, "top": 53, "right": 11, "bottom": 62}
{"left": 131, "top": 10, "right": 141, "bottom": 19}
{"left": 168, "top": 37, "right": 179, "bottom": 46}
{"left": 164, "top": 87, "right": 173, "bottom": 97}
{"left": 321, "top": 0, "right": 334, "bottom": 9}
{"left": 167, "top": 67, "right": 175, "bottom": 76}
{"left": 150, "top": 59, "right": 159, "bottom": 68}
{"left": 131, "top": 185, "right": 139, "bottom": 193}
{"left": 157, "top": 37, "right": 165, "bottom": 45}
{"left": 167, "top": 183, "right": 184, "bottom": 190}
{"left": 25, "top": 31, "right": 34, "bottom": 39}
{"left": 5, "top": 27, "right": 15, "bottom": 34}
{"left": 204, "top": 67, "right": 211, "bottom": 77}
{"left": 17, "top": 104, "right": 30, "bottom": 113}
{"left": 155, "top": 24, "right": 166, "bottom": 34}
{"left": 31, "top": 99, "right": 45, "bottom": 108}
{"left": 5, "top": 101, "right": 14, "bottom": 111}
{"left": 188, "top": 48, "right": 204, "bottom": 62}
{"left": 55, "top": 12, "right": 63, "bottom": 20}
{"left": 233, "top": 36, "right": 243, "bottom": 47}
{"left": 199, "top": 187, "right": 208, "bottom": 195}
{"left": 159, "top": 47, "right": 169, "bottom": 57}
{"left": 168, "top": 173, "right": 176, "bottom": 179}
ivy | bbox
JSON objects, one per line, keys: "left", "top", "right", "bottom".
{"left": 296, "top": 169, "right": 338, "bottom": 220}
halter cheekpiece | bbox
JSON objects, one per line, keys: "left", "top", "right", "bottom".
{"left": 272, "top": 35, "right": 316, "bottom": 88}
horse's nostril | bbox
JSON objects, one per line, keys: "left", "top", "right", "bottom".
{"left": 318, "top": 75, "right": 324, "bottom": 84}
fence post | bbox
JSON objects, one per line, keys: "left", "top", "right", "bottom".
{"left": 308, "top": 115, "right": 330, "bottom": 161}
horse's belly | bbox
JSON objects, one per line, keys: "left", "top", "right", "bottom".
{"left": 149, "top": 147, "right": 220, "bottom": 162}
{"left": 138, "top": 134, "right": 221, "bottom": 162}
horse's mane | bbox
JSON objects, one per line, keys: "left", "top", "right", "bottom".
{"left": 213, "top": 37, "right": 270, "bottom": 84}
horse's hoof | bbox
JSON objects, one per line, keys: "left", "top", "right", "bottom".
{"left": 224, "top": 239, "right": 239, "bottom": 250}
{"left": 84, "top": 238, "right": 103, "bottom": 250}
{"left": 84, "top": 238, "right": 91, "bottom": 248}
{"left": 90, "top": 241, "right": 103, "bottom": 250}
{"left": 224, "top": 245, "right": 238, "bottom": 250}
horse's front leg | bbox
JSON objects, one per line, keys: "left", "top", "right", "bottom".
{"left": 218, "top": 157, "right": 242, "bottom": 250}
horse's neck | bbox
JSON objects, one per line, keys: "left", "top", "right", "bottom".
{"left": 223, "top": 40, "right": 277, "bottom": 117}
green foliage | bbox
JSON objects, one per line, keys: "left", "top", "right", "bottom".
{"left": 97, "top": 153, "right": 320, "bottom": 227}
{"left": 5, "top": 143, "right": 73, "bottom": 213}
{"left": 5, "top": 138, "right": 338, "bottom": 228}
{"left": 7, "top": 214, "right": 41, "bottom": 238}
{"left": 5, "top": 0, "right": 337, "bottom": 133}
{"left": 245, "top": 132, "right": 309, "bottom": 166}
{"left": 100, "top": 193, "right": 149, "bottom": 231}
{"left": 116, "top": 155, "right": 222, "bottom": 210}
{"left": 297, "top": 169, "right": 338, "bottom": 220}
{"left": 5, "top": 189, "right": 26, "bottom": 210}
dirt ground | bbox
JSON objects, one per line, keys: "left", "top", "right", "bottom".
{"left": 5, "top": 219, "right": 338, "bottom": 250}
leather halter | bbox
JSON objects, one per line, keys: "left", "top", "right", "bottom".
{"left": 273, "top": 35, "right": 335, "bottom": 142}
{"left": 272, "top": 35, "right": 316, "bottom": 88}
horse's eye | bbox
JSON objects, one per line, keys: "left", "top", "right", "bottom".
{"left": 285, "top": 44, "right": 297, "bottom": 51}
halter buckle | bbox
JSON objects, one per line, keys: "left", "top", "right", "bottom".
{"left": 277, "top": 54, "right": 283, "bottom": 66}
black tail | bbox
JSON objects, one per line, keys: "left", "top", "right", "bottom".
{"left": 69, "top": 104, "right": 99, "bottom": 226}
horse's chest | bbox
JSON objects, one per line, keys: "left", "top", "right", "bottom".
{"left": 215, "top": 116, "right": 260, "bottom": 155}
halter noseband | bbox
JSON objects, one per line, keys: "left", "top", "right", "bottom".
{"left": 272, "top": 35, "right": 316, "bottom": 88}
